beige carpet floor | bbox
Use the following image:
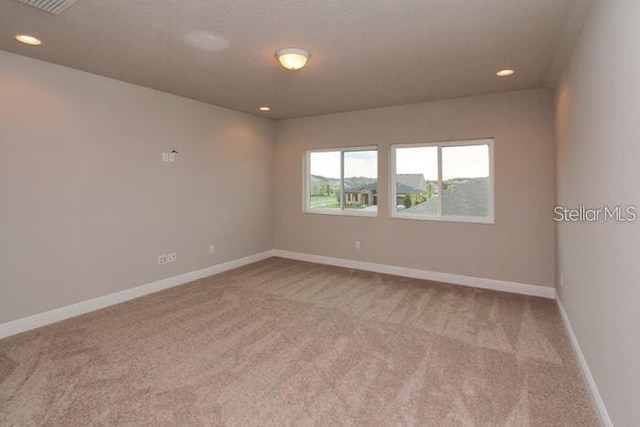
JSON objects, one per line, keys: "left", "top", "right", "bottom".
{"left": 0, "top": 257, "right": 598, "bottom": 425}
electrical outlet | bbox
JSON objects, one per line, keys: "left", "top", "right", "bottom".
{"left": 168, "top": 253, "right": 177, "bottom": 263}
{"left": 355, "top": 240, "right": 361, "bottom": 250}
{"left": 158, "top": 254, "right": 168, "bottom": 265}
{"left": 559, "top": 273, "right": 564, "bottom": 289}
{"left": 162, "top": 152, "right": 169, "bottom": 162}
{"left": 209, "top": 244, "right": 216, "bottom": 254}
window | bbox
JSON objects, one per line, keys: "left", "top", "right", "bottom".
{"left": 304, "top": 147, "right": 378, "bottom": 216}
{"left": 391, "top": 139, "right": 494, "bottom": 223}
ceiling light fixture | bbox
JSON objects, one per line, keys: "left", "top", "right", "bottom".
{"left": 496, "top": 69, "right": 515, "bottom": 77}
{"left": 276, "top": 48, "right": 310, "bottom": 71}
{"left": 15, "top": 34, "right": 42, "bottom": 46}
{"left": 258, "top": 106, "right": 271, "bottom": 112}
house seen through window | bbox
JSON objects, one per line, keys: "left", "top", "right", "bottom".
{"left": 305, "top": 140, "right": 492, "bottom": 222}
{"left": 306, "top": 147, "right": 378, "bottom": 215}
{"left": 392, "top": 139, "right": 494, "bottom": 223}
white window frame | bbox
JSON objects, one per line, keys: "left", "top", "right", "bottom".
{"left": 390, "top": 138, "right": 495, "bottom": 224}
{"left": 303, "top": 145, "right": 378, "bottom": 217}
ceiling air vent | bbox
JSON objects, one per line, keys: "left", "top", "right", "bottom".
{"left": 16, "top": 0, "right": 79, "bottom": 14}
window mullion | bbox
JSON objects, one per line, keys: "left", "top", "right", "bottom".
{"left": 304, "top": 151, "right": 309, "bottom": 211}
{"left": 437, "top": 145, "right": 443, "bottom": 217}
{"left": 390, "top": 147, "right": 396, "bottom": 216}
{"left": 340, "top": 151, "right": 345, "bottom": 211}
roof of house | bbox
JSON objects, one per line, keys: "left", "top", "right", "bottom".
{"left": 348, "top": 182, "right": 377, "bottom": 193}
{"left": 404, "top": 177, "right": 489, "bottom": 217}
{"left": 347, "top": 174, "right": 429, "bottom": 194}
{"left": 397, "top": 174, "right": 428, "bottom": 192}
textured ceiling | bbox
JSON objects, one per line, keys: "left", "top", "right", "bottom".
{"left": 0, "top": 0, "right": 584, "bottom": 119}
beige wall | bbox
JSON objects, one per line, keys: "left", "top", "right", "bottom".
{"left": 274, "top": 89, "right": 556, "bottom": 287}
{"left": 0, "top": 50, "right": 275, "bottom": 324}
{"left": 555, "top": 0, "right": 640, "bottom": 425}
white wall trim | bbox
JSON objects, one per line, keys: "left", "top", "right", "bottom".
{"left": 0, "top": 249, "right": 556, "bottom": 341}
{"left": 557, "top": 298, "right": 613, "bottom": 427}
{"left": 0, "top": 251, "right": 273, "bottom": 340}
{"left": 272, "top": 250, "right": 556, "bottom": 299}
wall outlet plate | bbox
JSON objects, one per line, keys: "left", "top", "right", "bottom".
{"left": 209, "top": 244, "right": 216, "bottom": 254}
{"left": 168, "top": 253, "right": 177, "bottom": 263}
{"left": 355, "top": 240, "right": 361, "bottom": 249}
{"left": 162, "top": 152, "right": 169, "bottom": 162}
{"left": 158, "top": 254, "right": 168, "bottom": 265}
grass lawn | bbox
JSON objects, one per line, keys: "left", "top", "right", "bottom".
{"left": 310, "top": 195, "right": 340, "bottom": 208}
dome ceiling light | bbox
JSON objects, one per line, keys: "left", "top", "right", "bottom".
{"left": 276, "top": 48, "right": 310, "bottom": 71}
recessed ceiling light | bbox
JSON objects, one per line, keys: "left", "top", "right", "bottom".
{"left": 258, "top": 106, "right": 271, "bottom": 112}
{"left": 276, "top": 48, "right": 310, "bottom": 71}
{"left": 496, "top": 69, "right": 515, "bottom": 77}
{"left": 15, "top": 34, "right": 42, "bottom": 46}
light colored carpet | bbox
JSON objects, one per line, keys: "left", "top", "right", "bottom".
{"left": 0, "top": 257, "right": 598, "bottom": 425}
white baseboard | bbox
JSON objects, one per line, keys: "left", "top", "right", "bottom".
{"left": 557, "top": 298, "right": 613, "bottom": 427}
{"left": 0, "top": 249, "right": 555, "bottom": 340}
{"left": 0, "top": 250, "right": 273, "bottom": 340}
{"left": 271, "top": 249, "right": 556, "bottom": 299}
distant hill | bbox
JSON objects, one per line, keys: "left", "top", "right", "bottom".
{"left": 345, "top": 176, "right": 376, "bottom": 189}
{"left": 310, "top": 175, "right": 376, "bottom": 189}
{"left": 310, "top": 175, "right": 340, "bottom": 186}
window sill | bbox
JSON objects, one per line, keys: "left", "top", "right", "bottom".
{"left": 391, "top": 213, "right": 494, "bottom": 224}
{"left": 304, "top": 209, "right": 378, "bottom": 218}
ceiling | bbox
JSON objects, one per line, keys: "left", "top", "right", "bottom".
{"left": 0, "top": 0, "right": 587, "bottom": 119}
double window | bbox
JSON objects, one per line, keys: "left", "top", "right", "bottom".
{"left": 304, "top": 147, "right": 378, "bottom": 216}
{"left": 391, "top": 139, "right": 494, "bottom": 223}
{"left": 304, "top": 138, "right": 493, "bottom": 223}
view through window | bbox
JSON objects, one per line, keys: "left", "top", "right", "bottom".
{"left": 392, "top": 139, "right": 493, "bottom": 222}
{"left": 306, "top": 147, "right": 378, "bottom": 215}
